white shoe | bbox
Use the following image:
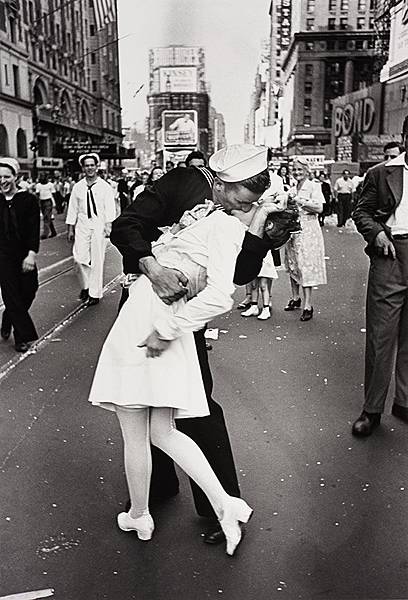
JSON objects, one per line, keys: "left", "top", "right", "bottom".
{"left": 241, "top": 305, "right": 259, "bottom": 317}
{"left": 117, "top": 511, "right": 154, "bottom": 541}
{"left": 219, "top": 497, "right": 253, "bottom": 556}
{"left": 257, "top": 307, "right": 271, "bottom": 320}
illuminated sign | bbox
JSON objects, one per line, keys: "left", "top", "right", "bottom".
{"left": 162, "top": 110, "right": 198, "bottom": 147}
{"left": 159, "top": 67, "right": 198, "bottom": 93}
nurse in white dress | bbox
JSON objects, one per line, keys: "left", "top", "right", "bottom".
{"left": 88, "top": 145, "right": 273, "bottom": 555}
{"left": 66, "top": 153, "right": 116, "bottom": 304}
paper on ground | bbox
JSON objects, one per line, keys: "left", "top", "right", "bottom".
{"left": 0, "top": 590, "right": 54, "bottom": 600}
{"left": 204, "top": 328, "right": 219, "bottom": 340}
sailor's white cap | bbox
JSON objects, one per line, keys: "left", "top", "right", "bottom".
{"left": 0, "top": 157, "right": 20, "bottom": 175}
{"left": 209, "top": 144, "right": 268, "bottom": 183}
{"left": 79, "top": 153, "right": 100, "bottom": 167}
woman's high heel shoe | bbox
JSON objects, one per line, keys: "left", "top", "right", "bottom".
{"left": 219, "top": 497, "right": 253, "bottom": 556}
{"left": 117, "top": 511, "right": 154, "bottom": 541}
{"left": 300, "top": 307, "right": 313, "bottom": 321}
{"left": 284, "top": 298, "right": 301, "bottom": 311}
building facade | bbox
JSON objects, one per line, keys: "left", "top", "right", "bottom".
{"left": 280, "top": 0, "right": 377, "bottom": 160}
{"left": 0, "top": 0, "right": 122, "bottom": 174}
{"left": 380, "top": 0, "right": 408, "bottom": 135}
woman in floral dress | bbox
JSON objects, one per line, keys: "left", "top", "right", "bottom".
{"left": 284, "top": 158, "right": 327, "bottom": 321}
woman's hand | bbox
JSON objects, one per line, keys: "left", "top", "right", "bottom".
{"left": 138, "top": 330, "right": 171, "bottom": 358}
{"left": 139, "top": 257, "right": 188, "bottom": 305}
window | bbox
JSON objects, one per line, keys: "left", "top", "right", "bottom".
{"left": 306, "top": 18, "right": 314, "bottom": 30}
{"left": 358, "top": 0, "right": 366, "bottom": 9}
{"left": 0, "top": 2, "right": 5, "bottom": 31}
{"left": 305, "top": 64, "right": 314, "bottom": 77}
{"left": 39, "top": 43, "right": 44, "bottom": 62}
{"left": 22, "top": 0, "right": 28, "bottom": 23}
{"left": 357, "top": 17, "right": 365, "bottom": 29}
{"left": 0, "top": 125, "right": 9, "bottom": 155}
{"left": 369, "top": 17, "right": 374, "bottom": 29}
{"left": 4, "top": 64, "right": 9, "bottom": 86}
{"left": 305, "top": 81, "right": 313, "bottom": 94}
{"left": 340, "top": 17, "right": 348, "bottom": 29}
{"left": 90, "top": 23, "right": 95, "bottom": 36}
{"left": 304, "top": 98, "right": 312, "bottom": 109}
{"left": 29, "top": 1, "right": 34, "bottom": 22}
{"left": 327, "top": 40, "right": 336, "bottom": 50}
{"left": 67, "top": 32, "right": 71, "bottom": 51}
{"left": 340, "top": 0, "right": 349, "bottom": 9}
{"left": 328, "top": 17, "right": 336, "bottom": 29}
{"left": 303, "top": 115, "right": 312, "bottom": 126}
{"left": 105, "top": 110, "right": 109, "bottom": 128}
{"left": 12, "top": 65, "right": 20, "bottom": 97}
{"left": 92, "top": 80, "right": 97, "bottom": 92}
{"left": 91, "top": 53, "right": 96, "bottom": 65}
{"left": 9, "top": 17, "right": 16, "bottom": 43}
{"left": 329, "top": 0, "right": 337, "bottom": 9}
{"left": 276, "top": 69, "right": 281, "bottom": 77}
{"left": 43, "top": 13, "right": 48, "bottom": 35}
{"left": 307, "top": 0, "right": 315, "bottom": 12}
{"left": 306, "top": 41, "right": 315, "bottom": 51}
{"left": 16, "top": 129, "right": 27, "bottom": 158}
{"left": 56, "top": 23, "right": 60, "bottom": 43}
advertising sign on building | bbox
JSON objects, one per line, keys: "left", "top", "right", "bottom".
{"left": 151, "top": 46, "right": 202, "bottom": 68}
{"left": 36, "top": 157, "right": 64, "bottom": 169}
{"left": 333, "top": 83, "right": 383, "bottom": 139}
{"left": 382, "top": 0, "right": 408, "bottom": 80}
{"left": 159, "top": 67, "right": 198, "bottom": 93}
{"left": 279, "top": 0, "right": 292, "bottom": 51}
{"left": 162, "top": 110, "right": 198, "bottom": 146}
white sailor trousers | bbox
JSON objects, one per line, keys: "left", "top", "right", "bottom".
{"left": 73, "top": 221, "right": 107, "bottom": 299}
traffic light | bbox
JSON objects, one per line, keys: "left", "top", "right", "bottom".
{"left": 29, "top": 140, "right": 38, "bottom": 152}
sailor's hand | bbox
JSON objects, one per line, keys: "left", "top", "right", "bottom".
{"left": 139, "top": 257, "right": 188, "bottom": 305}
{"left": 22, "top": 252, "right": 36, "bottom": 273}
{"left": 138, "top": 331, "right": 171, "bottom": 358}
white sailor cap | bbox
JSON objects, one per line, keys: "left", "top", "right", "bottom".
{"left": 209, "top": 144, "right": 268, "bottom": 183}
{"left": 78, "top": 153, "right": 100, "bottom": 167}
{"left": 0, "top": 157, "right": 20, "bottom": 176}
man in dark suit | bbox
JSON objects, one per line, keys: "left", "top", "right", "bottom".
{"left": 352, "top": 117, "right": 408, "bottom": 436}
{"left": 0, "top": 158, "right": 40, "bottom": 353}
{"left": 111, "top": 145, "right": 274, "bottom": 543}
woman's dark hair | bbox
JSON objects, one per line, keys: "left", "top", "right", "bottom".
{"left": 117, "top": 178, "right": 128, "bottom": 194}
{"left": 146, "top": 166, "right": 163, "bottom": 186}
{"left": 235, "top": 169, "right": 270, "bottom": 195}
{"left": 186, "top": 150, "right": 206, "bottom": 166}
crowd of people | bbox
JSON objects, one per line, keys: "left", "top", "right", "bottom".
{"left": 1, "top": 122, "right": 408, "bottom": 557}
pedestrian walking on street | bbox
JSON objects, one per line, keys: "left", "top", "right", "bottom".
{"left": 240, "top": 250, "right": 278, "bottom": 320}
{"left": 111, "top": 145, "right": 276, "bottom": 546}
{"left": 318, "top": 172, "right": 333, "bottom": 227}
{"left": 284, "top": 158, "right": 326, "bottom": 321}
{"left": 0, "top": 158, "right": 40, "bottom": 352}
{"left": 35, "top": 173, "right": 57, "bottom": 239}
{"left": 334, "top": 169, "right": 353, "bottom": 228}
{"left": 352, "top": 116, "right": 408, "bottom": 437}
{"left": 66, "top": 153, "right": 116, "bottom": 305}
{"left": 91, "top": 145, "right": 277, "bottom": 554}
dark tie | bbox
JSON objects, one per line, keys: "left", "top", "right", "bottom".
{"left": 87, "top": 183, "right": 98, "bottom": 219}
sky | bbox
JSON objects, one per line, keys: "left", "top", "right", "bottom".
{"left": 117, "top": 0, "right": 270, "bottom": 144}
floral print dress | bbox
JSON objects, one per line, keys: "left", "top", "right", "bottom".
{"left": 284, "top": 179, "right": 327, "bottom": 287}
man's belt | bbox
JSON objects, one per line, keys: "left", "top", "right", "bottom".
{"left": 393, "top": 234, "right": 408, "bottom": 240}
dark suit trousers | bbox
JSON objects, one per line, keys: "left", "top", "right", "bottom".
{"left": 337, "top": 193, "right": 352, "bottom": 227}
{"left": 0, "top": 255, "right": 38, "bottom": 344}
{"left": 364, "top": 239, "right": 408, "bottom": 413}
{"left": 118, "top": 288, "right": 241, "bottom": 519}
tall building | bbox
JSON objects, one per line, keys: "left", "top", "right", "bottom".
{"left": 208, "top": 106, "right": 227, "bottom": 154}
{"left": 0, "top": 0, "right": 122, "bottom": 173}
{"left": 280, "top": 0, "right": 377, "bottom": 160}
{"left": 147, "top": 45, "right": 211, "bottom": 164}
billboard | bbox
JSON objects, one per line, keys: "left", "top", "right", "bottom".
{"left": 162, "top": 110, "right": 198, "bottom": 146}
{"left": 159, "top": 67, "right": 198, "bottom": 93}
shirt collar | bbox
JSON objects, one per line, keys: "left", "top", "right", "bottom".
{"left": 387, "top": 152, "right": 408, "bottom": 167}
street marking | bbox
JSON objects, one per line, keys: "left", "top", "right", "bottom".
{"left": 0, "top": 590, "right": 54, "bottom": 600}
{"left": 0, "top": 274, "right": 122, "bottom": 384}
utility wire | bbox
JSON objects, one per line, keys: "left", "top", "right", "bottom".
{"left": 33, "top": 0, "right": 79, "bottom": 25}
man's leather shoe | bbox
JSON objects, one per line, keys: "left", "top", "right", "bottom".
{"left": 79, "top": 288, "right": 89, "bottom": 301}
{"left": 15, "top": 341, "right": 32, "bottom": 353}
{"left": 1, "top": 327, "right": 11, "bottom": 341}
{"left": 203, "top": 523, "right": 226, "bottom": 545}
{"left": 391, "top": 403, "right": 408, "bottom": 423}
{"left": 87, "top": 297, "right": 100, "bottom": 306}
{"left": 352, "top": 411, "right": 381, "bottom": 437}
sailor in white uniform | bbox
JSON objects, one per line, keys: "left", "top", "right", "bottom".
{"left": 66, "top": 153, "right": 116, "bottom": 305}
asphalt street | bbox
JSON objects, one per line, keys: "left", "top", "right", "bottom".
{"left": 1, "top": 215, "right": 408, "bottom": 600}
